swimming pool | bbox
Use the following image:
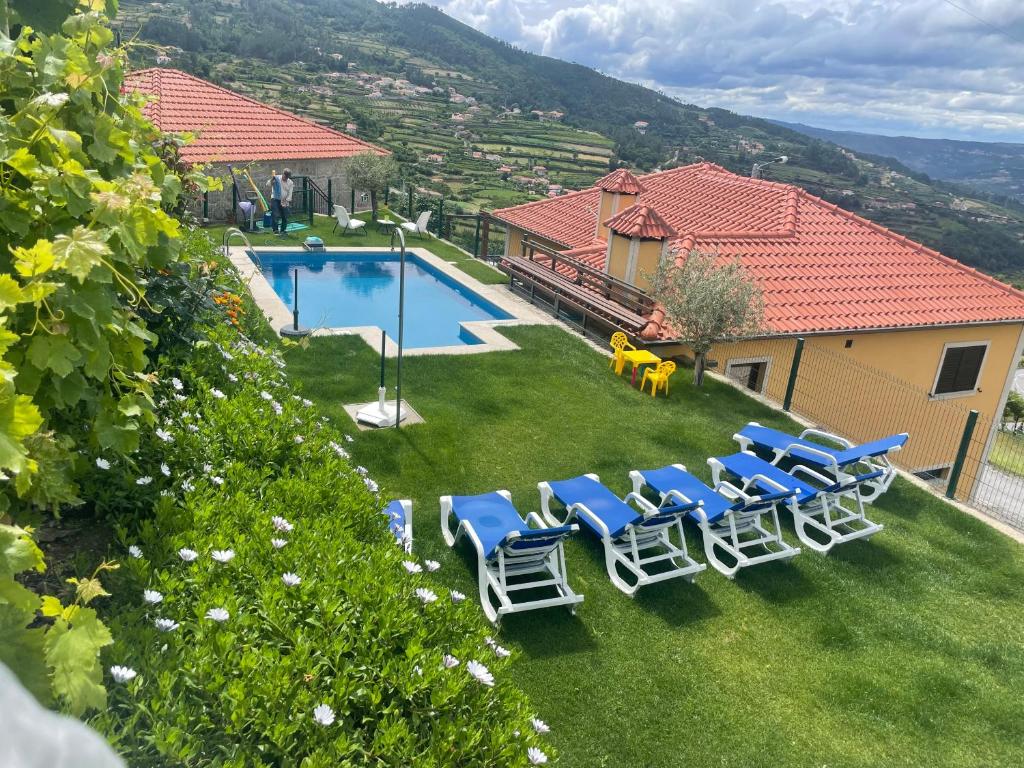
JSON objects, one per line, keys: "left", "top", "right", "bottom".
{"left": 256, "top": 251, "right": 513, "bottom": 348}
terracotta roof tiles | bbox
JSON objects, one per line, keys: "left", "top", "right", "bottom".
{"left": 595, "top": 168, "right": 645, "bottom": 194}
{"left": 604, "top": 203, "right": 676, "bottom": 239}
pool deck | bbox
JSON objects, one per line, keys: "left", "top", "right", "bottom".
{"left": 227, "top": 246, "right": 557, "bottom": 356}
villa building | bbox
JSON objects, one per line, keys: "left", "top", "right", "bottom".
{"left": 490, "top": 163, "right": 1024, "bottom": 498}
{"left": 124, "top": 68, "right": 388, "bottom": 222}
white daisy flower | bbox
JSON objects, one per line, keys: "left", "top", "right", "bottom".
{"left": 160, "top": 463, "right": 171, "bottom": 477}
{"left": 451, "top": 590, "right": 466, "bottom": 603}
{"left": 355, "top": 466, "right": 368, "bottom": 476}
{"left": 442, "top": 654, "right": 460, "bottom": 669}
{"left": 416, "top": 588, "right": 438, "bottom": 604}
{"left": 210, "top": 476, "right": 224, "bottom": 486}
{"left": 228, "top": 372, "right": 238, "bottom": 382}
{"left": 272, "top": 516, "right": 293, "bottom": 532}
{"left": 178, "top": 548, "right": 198, "bottom": 562}
{"left": 96, "top": 457, "right": 110, "bottom": 470}
{"left": 186, "top": 424, "right": 199, "bottom": 433}
{"left": 532, "top": 718, "right": 550, "bottom": 735}
{"left": 467, "top": 660, "right": 494, "bottom": 687}
{"left": 143, "top": 589, "right": 163, "bottom": 604}
{"left": 527, "top": 747, "right": 548, "bottom": 765}
{"left": 110, "top": 665, "right": 137, "bottom": 683}
{"left": 271, "top": 402, "right": 283, "bottom": 416}
{"left": 312, "top": 704, "right": 335, "bottom": 726}
{"left": 210, "top": 388, "right": 225, "bottom": 399}
{"left": 154, "top": 618, "right": 179, "bottom": 632}
{"left": 294, "top": 435, "right": 304, "bottom": 444}
{"left": 136, "top": 476, "right": 153, "bottom": 486}
{"left": 364, "top": 478, "right": 379, "bottom": 493}
{"left": 424, "top": 560, "right": 440, "bottom": 572}
{"left": 174, "top": 394, "right": 187, "bottom": 402}
{"left": 402, "top": 560, "right": 422, "bottom": 574}
{"left": 155, "top": 428, "right": 173, "bottom": 443}
{"left": 281, "top": 572, "right": 301, "bottom": 587}
{"left": 484, "top": 636, "right": 497, "bottom": 649}
{"left": 271, "top": 538, "right": 288, "bottom": 549}
{"left": 494, "top": 645, "right": 511, "bottom": 659}
{"left": 171, "top": 377, "right": 183, "bottom": 391}
{"left": 205, "top": 607, "right": 229, "bottom": 622}
{"left": 211, "top": 549, "right": 235, "bottom": 563}
{"left": 202, "top": 463, "right": 213, "bottom": 474}
{"left": 260, "top": 391, "right": 273, "bottom": 401}
{"left": 128, "top": 545, "right": 143, "bottom": 559}
{"left": 344, "top": 434, "right": 354, "bottom": 443}
{"left": 302, "top": 398, "right": 313, "bottom": 407}
{"left": 181, "top": 478, "right": 195, "bottom": 492}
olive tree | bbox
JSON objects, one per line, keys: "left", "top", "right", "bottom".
{"left": 647, "top": 249, "right": 764, "bottom": 386}
{"left": 343, "top": 151, "right": 398, "bottom": 220}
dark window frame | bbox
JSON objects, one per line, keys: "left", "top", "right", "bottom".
{"left": 932, "top": 342, "right": 988, "bottom": 397}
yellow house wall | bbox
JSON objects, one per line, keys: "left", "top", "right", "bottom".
{"left": 655, "top": 322, "right": 1024, "bottom": 501}
{"left": 632, "top": 240, "right": 665, "bottom": 292}
{"left": 502, "top": 227, "right": 564, "bottom": 259}
{"left": 605, "top": 235, "right": 633, "bottom": 282}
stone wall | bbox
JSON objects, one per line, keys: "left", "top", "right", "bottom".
{"left": 194, "top": 158, "right": 372, "bottom": 225}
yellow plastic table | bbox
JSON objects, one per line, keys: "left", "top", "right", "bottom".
{"left": 622, "top": 349, "right": 661, "bottom": 386}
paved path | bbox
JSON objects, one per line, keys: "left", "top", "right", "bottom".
{"left": 973, "top": 463, "right": 1024, "bottom": 530}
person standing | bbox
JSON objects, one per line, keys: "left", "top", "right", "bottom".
{"left": 268, "top": 169, "right": 294, "bottom": 235}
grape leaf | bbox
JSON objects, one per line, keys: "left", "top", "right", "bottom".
{"left": 44, "top": 607, "right": 112, "bottom": 716}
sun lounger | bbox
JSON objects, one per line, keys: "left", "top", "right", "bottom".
{"left": 709, "top": 451, "right": 884, "bottom": 554}
{"left": 440, "top": 491, "right": 583, "bottom": 624}
{"left": 538, "top": 473, "right": 705, "bottom": 595}
{"left": 629, "top": 464, "right": 800, "bottom": 578}
{"left": 383, "top": 499, "right": 413, "bottom": 552}
{"left": 734, "top": 422, "right": 907, "bottom": 502}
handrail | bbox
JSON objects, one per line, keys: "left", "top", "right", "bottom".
{"left": 223, "top": 227, "right": 259, "bottom": 269}
{"left": 389, "top": 227, "right": 407, "bottom": 430}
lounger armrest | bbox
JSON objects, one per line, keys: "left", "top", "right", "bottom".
{"left": 781, "top": 442, "right": 841, "bottom": 470}
{"left": 659, "top": 490, "right": 702, "bottom": 514}
{"left": 750, "top": 472, "right": 794, "bottom": 495}
{"left": 787, "top": 463, "right": 834, "bottom": 486}
{"left": 524, "top": 511, "right": 579, "bottom": 535}
{"left": 713, "top": 479, "right": 749, "bottom": 502}
{"left": 798, "top": 427, "right": 852, "bottom": 449}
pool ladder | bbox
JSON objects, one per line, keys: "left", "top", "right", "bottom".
{"left": 222, "top": 227, "right": 260, "bottom": 270}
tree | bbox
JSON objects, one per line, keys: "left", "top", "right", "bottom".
{"left": 343, "top": 151, "right": 398, "bottom": 219}
{"left": 1004, "top": 391, "right": 1024, "bottom": 430}
{"left": 647, "top": 250, "right": 764, "bottom": 386}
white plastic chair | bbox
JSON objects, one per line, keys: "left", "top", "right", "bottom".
{"left": 333, "top": 205, "right": 366, "bottom": 235}
{"left": 400, "top": 210, "right": 431, "bottom": 238}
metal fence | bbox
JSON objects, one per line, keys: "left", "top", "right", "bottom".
{"left": 385, "top": 182, "right": 506, "bottom": 259}
{"left": 742, "top": 337, "right": 1024, "bottom": 529}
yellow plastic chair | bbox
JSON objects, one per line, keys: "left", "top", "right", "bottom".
{"left": 641, "top": 361, "right": 676, "bottom": 398}
{"left": 608, "top": 332, "right": 635, "bottom": 376}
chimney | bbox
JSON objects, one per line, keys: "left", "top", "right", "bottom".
{"left": 602, "top": 203, "right": 676, "bottom": 290}
{"left": 594, "top": 169, "right": 645, "bottom": 240}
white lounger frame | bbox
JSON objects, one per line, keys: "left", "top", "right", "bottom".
{"left": 440, "top": 491, "right": 583, "bottom": 625}
{"left": 629, "top": 465, "right": 800, "bottom": 579}
{"left": 734, "top": 422, "right": 905, "bottom": 503}
{"left": 708, "top": 454, "right": 883, "bottom": 555}
{"left": 538, "top": 473, "right": 705, "bottom": 596}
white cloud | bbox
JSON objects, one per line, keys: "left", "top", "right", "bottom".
{"left": 403, "top": 0, "right": 1024, "bottom": 141}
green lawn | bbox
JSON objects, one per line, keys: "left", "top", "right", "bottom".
{"left": 205, "top": 208, "right": 508, "bottom": 285}
{"left": 991, "top": 430, "right": 1024, "bottom": 477}
{"left": 285, "top": 326, "right": 1024, "bottom": 768}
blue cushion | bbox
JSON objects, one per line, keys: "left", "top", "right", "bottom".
{"left": 715, "top": 453, "right": 819, "bottom": 504}
{"left": 547, "top": 475, "right": 651, "bottom": 539}
{"left": 638, "top": 466, "right": 735, "bottom": 524}
{"left": 382, "top": 500, "right": 406, "bottom": 542}
{"left": 738, "top": 424, "right": 907, "bottom": 468}
{"left": 451, "top": 492, "right": 574, "bottom": 559}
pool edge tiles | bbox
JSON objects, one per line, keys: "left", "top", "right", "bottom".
{"left": 227, "top": 245, "right": 552, "bottom": 356}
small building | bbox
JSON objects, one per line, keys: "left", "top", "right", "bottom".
{"left": 425, "top": 153, "right": 444, "bottom": 164}
{"left": 633, "top": 120, "right": 649, "bottom": 134}
{"left": 123, "top": 68, "right": 388, "bottom": 222}
{"left": 491, "top": 164, "right": 1024, "bottom": 500}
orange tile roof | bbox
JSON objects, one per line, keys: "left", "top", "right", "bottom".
{"left": 605, "top": 203, "right": 676, "bottom": 239}
{"left": 596, "top": 168, "right": 645, "bottom": 194}
{"left": 123, "top": 68, "right": 388, "bottom": 163}
{"left": 492, "top": 162, "right": 1024, "bottom": 334}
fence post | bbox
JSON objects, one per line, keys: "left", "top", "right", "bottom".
{"left": 307, "top": 188, "right": 313, "bottom": 226}
{"left": 327, "top": 178, "right": 332, "bottom": 210}
{"left": 946, "top": 409, "right": 979, "bottom": 500}
{"left": 437, "top": 197, "right": 444, "bottom": 237}
{"left": 783, "top": 337, "right": 805, "bottom": 412}
{"left": 407, "top": 188, "right": 413, "bottom": 219}
{"left": 384, "top": 186, "right": 390, "bottom": 207}
{"left": 350, "top": 187, "right": 356, "bottom": 214}
{"left": 203, "top": 191, "right": 209, "bottom": 222}
{"left": 472, "top": 215, "right": 481, "bottom": 257}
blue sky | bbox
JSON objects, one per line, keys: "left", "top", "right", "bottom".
{"left": 408, "top": 0, "right": 1024, "bottom": 143}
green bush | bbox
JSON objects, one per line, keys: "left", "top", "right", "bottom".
{"left": 92, "top": 312, "right": 552, "bottom": 765}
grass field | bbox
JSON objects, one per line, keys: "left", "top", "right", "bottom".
{"left": 284, "top": 324, "right": 1024, "bottom": 768}
{"left": 205, "top": 210, "right": 508, "bottom": 285}
{"left": 991, "top": 430, "right": 1024, "bottom": 477}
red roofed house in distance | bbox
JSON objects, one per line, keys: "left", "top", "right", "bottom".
{"left": 490, "top": 163, "right": 1024, "bottom": 501}
{"left": 123, "top": 68, "right": 388, "bottom": 224}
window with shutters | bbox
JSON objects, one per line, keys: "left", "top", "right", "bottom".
{"left": 932, "top": 343, "right": 988, "bottom": 397}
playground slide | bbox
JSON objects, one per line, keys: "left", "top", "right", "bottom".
{"left": 243, "top": 169, "right": 270, "bottom": 212}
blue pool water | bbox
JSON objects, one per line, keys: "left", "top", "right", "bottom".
{"left": 258, "top": 251, "right": 512, "bottom": 348}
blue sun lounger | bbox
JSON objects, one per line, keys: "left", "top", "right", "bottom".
{"left": 734, "top": 422, "right": 908, "bottom": 503}
{"left": 383, "top": 499, "right": 412, "bottom": 552}
{"left": 440, "top": 491, "right": 583, "bottom": 625}
{"left": 709, "top": 451, "right": 884, "bottom": 554}
{"left": 538, "top": 473, "right": 705, "bottom": 595}
{"left": 629, "top": 465, "right": 800, "bottom": 578}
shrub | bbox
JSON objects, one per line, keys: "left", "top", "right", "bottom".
{"left": 92, "top": 311, "right": 551, "bottom": 765}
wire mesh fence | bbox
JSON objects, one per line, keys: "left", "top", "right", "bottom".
{"left": 732, "top": 337, "right": 1024, "bottom": 530}
{"left": 385, "top": 182, "right": 506, "bottom": 259}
